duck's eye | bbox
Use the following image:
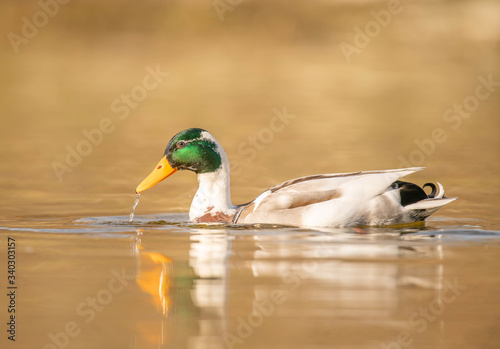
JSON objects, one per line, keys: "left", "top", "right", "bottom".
{"left": 177, "top": 141, "right": 187, "bottom": 149}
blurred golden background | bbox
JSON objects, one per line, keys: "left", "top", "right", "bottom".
{"left": 0, "top": 0, "right": 499, "bottom": 225}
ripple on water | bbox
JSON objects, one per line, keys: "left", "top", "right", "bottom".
{"left": 1, "top": 215, "right": 499, "bottom": 245}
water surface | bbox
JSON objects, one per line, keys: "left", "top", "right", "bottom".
{"left": 2, "top": 214, "right": 500, "bottom": 348}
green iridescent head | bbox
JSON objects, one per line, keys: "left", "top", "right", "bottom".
{"left": 135, "top": 128, "right": 224, "bottom": 193}
{"left": 164, "top": 128, "right": 222, "bottom": 174}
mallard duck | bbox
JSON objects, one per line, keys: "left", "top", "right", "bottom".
{"left": 135, "top": 128, "right": 456, "bottom": 227}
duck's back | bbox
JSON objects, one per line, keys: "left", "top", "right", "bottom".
{"left": 234, "top": 167, "right": 456, "bottom": 227}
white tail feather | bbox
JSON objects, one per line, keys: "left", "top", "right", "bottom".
{"left": 405, "top": 197, "right": 456, "bottom": 211}
{"left": 435, "top": 182, "right": 445, "bottom": 198}
{"left": 403, "top": 197, "right": 457, "bottom": 221}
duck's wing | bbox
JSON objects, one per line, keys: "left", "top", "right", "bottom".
{"left": 234, "top": 167, "right": 452, "bottom": 227}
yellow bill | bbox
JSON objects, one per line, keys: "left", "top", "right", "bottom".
{"left": 136, "top": 156, "right": 177, "bottom": 193}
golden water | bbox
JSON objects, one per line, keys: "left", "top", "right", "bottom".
{"left": 1, "top": 1, "right": 500, "bottom": 349}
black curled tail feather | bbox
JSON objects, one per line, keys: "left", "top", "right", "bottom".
{"left": 423, "top": 183, "right": 437, "bottom": 198}
{"left": 392, "top": 181, "right": 445, "bottom": 207}
{"left": 392, "top": 180, "right": 428, "bottom": 207}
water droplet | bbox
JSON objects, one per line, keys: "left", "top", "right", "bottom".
{"left": 129, "top": 193, "right": 141, "bottom": 223}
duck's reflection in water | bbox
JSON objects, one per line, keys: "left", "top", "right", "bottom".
{"left": 132, "top": 227, "right": 447, "bottom": 348}
{"left": 131, "top": 228, "right": 231, "bottom": 348}
{"left": 188, "top": 229, "right": 230, "bottom": 349}
{"left": 133, "top": 229, "right": 173, "bottom": 347}
{"left": 247, "top": 229, "right": 446, "bottom": 338}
